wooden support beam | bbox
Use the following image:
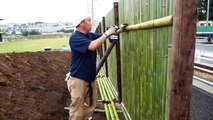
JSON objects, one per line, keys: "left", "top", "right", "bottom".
{"left": 96, "top": 42, "right": 116, "bottom": 75}
{"left": 169, "top": 0, "right": 198, "bottom": 120}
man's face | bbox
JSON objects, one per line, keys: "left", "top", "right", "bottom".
{"left": 81, "top": 17, "right": 92, "bottom": 32}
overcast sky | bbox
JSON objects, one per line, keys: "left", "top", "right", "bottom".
{"left": 0, "top": 0, "right": 118, "bottom": 24}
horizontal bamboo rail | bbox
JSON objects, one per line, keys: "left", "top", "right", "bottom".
{"left": 125, "top": 15, "right": 173, "bottom": 31}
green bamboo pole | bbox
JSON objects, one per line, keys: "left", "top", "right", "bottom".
{"left": 98, "top": 79, "right": 104, "bottom": 100}
{"left": 121, "top": 105, "right": 130, "bottom": 120}
{"left": 152, "top": 0, "right": 158, "bottom": 118}
{"left": 149, "top": 1, "right": 156, "bottom": 119}
{"left": 155, "top": 28, "right": 161, "bottom": 117}
{"left": 163, "top": 2, "right": 171, "bottom": 118}
{"left": 105, "top": 77, "right": 118, "bottom": 99}
{"left": 99, "top": 75, "right": 110, "bottom": 119}
{"left": 147, "top": 0, "right": 153, "bottom": 119}
{"left": 99, "top": 70, "right": 111, "bottom": 120}
{"left": 105, "top": 104, "right": 110, "bottom": 120}
{"left": 99, "top": 77, "right": 111, "bottom": 120}
{"left": 143, "top": 1, "right": 149, "bottom": 117}
{"left": 94, "top": 109, "right": 105, "bottom": 112}
{"left": 140, "top": 1, "right": 146, "bottom": 119}
{"left": 137, "top": 33, "right": 143, "bottom": 119}
{"left": 102, "top": 78, "right": 120, "bottom": 120}
{"left": 126, "top": 15, "right": 173, "bottom": 31}
{"left": 100, "top": 69, "right": 121, "bottom": 120}
{"left": 103, "top": 79, "right": 119, "bottom": 120}
{"left": 103, "top": 78, "right": 116, "bottom": 101}
{"left": 166, "top": 45, "right": 172, "bottom": 120}
{"left": 101, "top": 78, "right": 109, "bottom": 102}
{"left": 111, "top": 102, "right": 120, "bottom": 120}
{"left": 100, "top": 75, "right": 116, "bottom": 120}
{"left": 98, "top": 76, "right": 110, "bottom": 119}
{"left": 107, "top": 101, "right": 115, "bottom": 119}
{"left": 158, "top": 3, "right": 164, "bottom": 119}
{"left": 102, "top": 78, "right": 113, "bottom": 100}
{"left": 104, "top": 88, "right": 114, "bottom": 120}
{"left": 107, "top": 104, "right": 115, "bottom": 120}
{"left": 154, "top": 1, "right": 160, "bottom": 115}
{"left": 98, "top": 77, "right": 106, "bottom": 101}
{"left": 101, "top": 78, "right": 111, "bottom": 101}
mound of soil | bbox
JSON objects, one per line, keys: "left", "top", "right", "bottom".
{"left": 0, "top": 51, "right": 71, "bottom": 119}
{"left": 0, "top": 51, "right": 125, "bottom": 120}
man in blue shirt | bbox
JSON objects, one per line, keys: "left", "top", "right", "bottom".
{"left": 67, "top": 13, "right": 117, "bottom": 120}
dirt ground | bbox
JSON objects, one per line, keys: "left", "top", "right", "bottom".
{"left": 1, "top": 51, "right": 209, "bottom": 120}
{"left": 0, "top": 51, "right": 111, "bottom": 120}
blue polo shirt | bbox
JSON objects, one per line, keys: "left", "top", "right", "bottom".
{"left": 69, "top": 31, "right": 102, "bottom": 83}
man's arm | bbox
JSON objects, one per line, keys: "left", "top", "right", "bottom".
{"left": 88, "top": 27, "right": 117, "bottom": 51}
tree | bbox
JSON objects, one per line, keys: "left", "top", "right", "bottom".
{"left": 197, "top": 0, "right": 213, "bottom": 21}
{"left": 57, "top": 29, "right": 74, "bottom": 33}
{"left": 21, "top": 30, "right": 28, "bottom": 36}
{"left": 21, "top": 30, "right": 41, "bottom": 36}
{"left": 29, "top": 30, "right": 40, "bottom": 35}
{"left": 210, "top": 0, "right": 213, "bottom": 20}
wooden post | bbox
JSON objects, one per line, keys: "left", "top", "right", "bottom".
{"left": 114, "top": 2, "right": 122, "bottom": 103}
{"left": 169, "top": 0, "right": 198, "bottom": 120}
{"left": 98, "top": 22, "right": 103, "bottom": 58}
{"left": 102, "top": 17, "right": 109, "bottom": 77}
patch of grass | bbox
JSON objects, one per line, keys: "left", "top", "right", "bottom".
{"left": 0, "top": 37, "right": 69, "bottom": 53}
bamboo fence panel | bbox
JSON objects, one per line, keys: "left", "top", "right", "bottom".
{"left": 104, "top": 9, "right": 118, "bottom": 90}
{"left": 101, "top": 0, "right": 173, "bottom": 119}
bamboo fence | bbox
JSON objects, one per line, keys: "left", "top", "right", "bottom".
{"left": 96, "top": 0, "right": 197, "bottom": 119}
{"left": 99, "top": 0, "right": 173, "bottom": 119}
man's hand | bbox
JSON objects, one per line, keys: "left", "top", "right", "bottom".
{"left": 104, "top": 27, "right": 117, "bottom": 37}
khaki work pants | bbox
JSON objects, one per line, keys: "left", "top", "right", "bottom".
{"left": 67, "top": 77, "right": 98, "bottom": 120}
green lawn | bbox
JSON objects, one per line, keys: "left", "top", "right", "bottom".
{"left": 0, "top": 37, "right": 69, "bottom": 53}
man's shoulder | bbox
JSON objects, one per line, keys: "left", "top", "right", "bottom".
{"left": 70, "top": 32, "right": 85, "bottom": 40}
{"left": 71, "top": 31, "right": 80, "bottom": 37}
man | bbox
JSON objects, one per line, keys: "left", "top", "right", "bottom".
{"left": 67, "top": 13, "right": 117, "bottom": 120}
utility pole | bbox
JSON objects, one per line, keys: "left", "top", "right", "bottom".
{"left": 206, "top": 0, "right": 210, "bottom": 25}
{"left": 91, "top": 0, "right": 95, "bottom": 32}
{"left": 87, "top": 0, "right": 95, "bottom": 31}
